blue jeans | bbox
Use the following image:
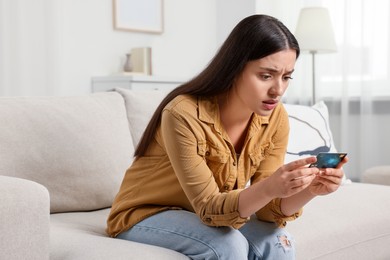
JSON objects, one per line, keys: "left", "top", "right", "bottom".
{"left": 117, "top": 210, "right": 295, "bottom": 260}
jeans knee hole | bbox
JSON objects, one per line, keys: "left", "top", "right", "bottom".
{"left": 276, "top": 235, "right": 292, "bottom": 252}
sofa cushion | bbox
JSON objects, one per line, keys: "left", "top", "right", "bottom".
{"left": 114, "top": 88, "right": 170, "bottom": 146}
{"left": 0, "top": 92, "right": 134, "bottom": 213}
{"left": 362, "top": 165, "right": 390, "bottom": 186}
{"left": 50, "top": 209, "right": 189, "bottom": 260}
{"left": 288, "top": 183, "right": 390, "bottom": 259}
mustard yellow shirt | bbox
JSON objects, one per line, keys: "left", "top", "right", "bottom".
{"left": 106, "top": 95, "right": 301, "bottom": 237}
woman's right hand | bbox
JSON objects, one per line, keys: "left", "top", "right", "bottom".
{"left": 264, "top": 157, "right": 319, "bottom": 199}
{"left": 238, "top": 157, "right": 319, "bottom": 218}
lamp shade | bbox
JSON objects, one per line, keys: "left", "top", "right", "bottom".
{"left": 295, "top": 7, "right": 337, "bottom": 53}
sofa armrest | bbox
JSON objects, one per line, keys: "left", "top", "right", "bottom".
{"left": 0, "top": 176, "right": 50, "bottom": 260}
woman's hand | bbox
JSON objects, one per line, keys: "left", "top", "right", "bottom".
{"left": 239, "top": 157, "right": 319, "bottom": 218}
{"left": 308, "top": 156, "right": 349, "bottom": 196}
{"left": 264, "top": 157, "right": 319, "bottom": 199}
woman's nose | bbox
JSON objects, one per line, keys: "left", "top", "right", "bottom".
{"left": 270, "top": 79, "right": 284, "bottom": 96}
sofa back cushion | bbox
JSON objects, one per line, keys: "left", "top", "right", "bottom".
{"left": 0, "top": 92, "right": 134, "bottom": 213}
{"left": 114, "top": 88, "right": 170, "bottom": 147}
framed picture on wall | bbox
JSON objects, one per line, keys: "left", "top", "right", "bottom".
{"left": 113, "top": 0, "right": 164, "bottom": 34}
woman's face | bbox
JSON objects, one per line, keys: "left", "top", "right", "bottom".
{"left": 233, "top": 49, "right": 296, "bottom": 117}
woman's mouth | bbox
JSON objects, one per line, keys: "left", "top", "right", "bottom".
{"left": 262, "top": 100, "right": 279, "bottom": 110}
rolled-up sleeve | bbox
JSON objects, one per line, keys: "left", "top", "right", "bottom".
{"left": 160, "top": 109, "right": 248, "bottom": 228}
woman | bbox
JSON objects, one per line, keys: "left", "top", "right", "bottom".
{"left": 107, "top": 14, "right": 348, "bottom": 259}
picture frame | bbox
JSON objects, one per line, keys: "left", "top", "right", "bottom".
{"left": 113, "top": 0, "right": 164, "bottom": 34}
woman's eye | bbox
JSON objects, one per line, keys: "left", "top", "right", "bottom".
{"left": 260, "top": 74, "right": 272, "bottom": 80}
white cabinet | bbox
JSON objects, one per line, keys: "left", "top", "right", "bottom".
{"left": 91, "top": 75, "right": 185, "bottom": 92}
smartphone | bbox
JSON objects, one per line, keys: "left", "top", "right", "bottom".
{"left": 309, "top": 152, "right": 347, "bottom": 168}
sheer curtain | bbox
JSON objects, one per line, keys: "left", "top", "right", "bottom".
{"left": 326, "top": 0, "right": 390, "bottom": 181}
{"left": 0, "top": 0, "right": 63, "bottom": 96}
{"left": 324, "top": 0, "right": 390, "bottom": 181}
{"left": 259, "top": 0, "right": 390, "bottom": 181}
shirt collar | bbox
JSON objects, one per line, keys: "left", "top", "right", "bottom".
{"left": 198, "top": 96, "right": 270, "bottom": 128}
{"left": 198, "top": 96, "right": 219, "bottom": 124}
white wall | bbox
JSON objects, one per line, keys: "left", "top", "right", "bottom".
{"left": 216, "top": 0, "right": 256, "bottom": 45}
{"left": 0, "top": 0, "right": 223, "bottom": 96}
{"left": 0, "top": 0, "right": 262, "bottom": 96}
{"left": 0, "top": 0, "right": 264, "bottom": 96}
{"left": 60, "top": 0, "right": 223, "bottom": 95}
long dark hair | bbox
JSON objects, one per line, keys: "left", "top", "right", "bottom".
{"left": 134, "top": 14, "right": 300, "bottom": 158}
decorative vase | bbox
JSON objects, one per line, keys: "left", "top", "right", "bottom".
{"left": 123, "top": 53, "right": 133, "bottom": 72}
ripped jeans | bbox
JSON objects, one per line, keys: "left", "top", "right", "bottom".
{"left": 117, "top": 210, "right": 295, "bottom": 260}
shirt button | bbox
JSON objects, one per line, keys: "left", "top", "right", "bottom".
{"left": 205, "top": 218, "right": 212, "bottom": 223}
{"left": 224, "top": 185, "right": 229, "bottom": 191}
{"left": 205, "top": 151, "right": 210, "bottom": 156}
{"left": 233, "top": 161, "right": 237, "bottom": 166}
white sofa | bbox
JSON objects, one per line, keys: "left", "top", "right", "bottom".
{"left": 1, "top": 88, "right": 389, "bottom": 260}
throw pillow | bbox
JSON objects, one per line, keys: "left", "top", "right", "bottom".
{"left": 284, "top": 101, "right": 337, "bottom": 161}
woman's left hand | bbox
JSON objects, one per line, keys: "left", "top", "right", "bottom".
{"left": 308, "top": 156, "right": 349, "bottom": 196}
